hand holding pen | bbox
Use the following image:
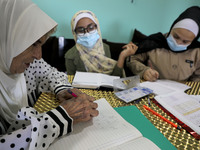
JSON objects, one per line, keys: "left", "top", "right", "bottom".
{"left": 67, "top": 88, "right": 96, "bottom": 102}
{"left": 67, "top": 89, "right": 78, "bottom": 97}
{"left": 56, "top": 88, "right": 95, "bottom": 102}
{"left": 61, "top": 90, "right": 99, "bottom": 124}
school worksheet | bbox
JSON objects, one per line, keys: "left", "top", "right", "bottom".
{"left": 155, "top": 92, "right": 200, "bottom": 135}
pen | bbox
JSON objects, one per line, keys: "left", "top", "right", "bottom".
{"left": 143, "top": 105, "right": 182, "bottom": 130}
{"left": 67, "top": 89, "right": 78, "bottom": 97}
{"left": 147, "top": 96, "right": 151, "bottom": 106}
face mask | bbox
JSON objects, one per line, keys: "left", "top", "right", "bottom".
{"left": 77, "top": 30, "right": 100, "bottom": 49}
{"left": 167, "top": 34, "right": 189, "bottom": 52}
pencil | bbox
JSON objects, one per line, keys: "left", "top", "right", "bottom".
{"left": 67, "top": 89, "right": 78, "bottom": 97}
{"left": 143, "top": 105, "right": 182, "bottom": 130}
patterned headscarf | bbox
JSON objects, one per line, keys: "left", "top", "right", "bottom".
{"left": 71, "top": 10, "right": 117, "bottom": 74}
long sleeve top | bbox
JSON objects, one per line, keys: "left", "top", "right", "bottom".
{"left": 127, "top": 48, "right": 200, "bottom": 81}
{"left": 0, "top": 59, "right": 73, "bottom": 150}
{"left": 65, "top": 43, "right": 123, "bottom": 77}
{"left": 25, "top": 59, "right": 72, "bottom": 106}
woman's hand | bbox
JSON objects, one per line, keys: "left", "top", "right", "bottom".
{"left": 143, "top": 68, "right": 159, "bottom": 81}
{"left": 56, "top": 88, "right": 94, "bottom": 102}
{"left": 60, "top": 94, "right": 99, "bottom": 124}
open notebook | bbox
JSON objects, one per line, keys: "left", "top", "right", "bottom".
{"left": 155, "top": 92, "right": 200, "bottom": 136}
{"left": 71, "top": 71, "right": 120, "bottom": 89}
{"left": 48, "top": 98, "right": 160, "bottom": 150}
{"left": 140, "top": 80, "right": 200, "bottom": 138}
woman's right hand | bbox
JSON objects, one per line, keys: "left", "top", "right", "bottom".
{"left": 143, "top": 68, "right": 159, "bottom": 81}
{"left": 60, "top": 94, "right": 99, "bottom": 124}
{"left": 121, "top": 42, "right": 138, "bottom": 58}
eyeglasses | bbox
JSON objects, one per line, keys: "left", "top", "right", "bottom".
{"left": 74, "top": 23, "right": 97, "bottom": 35}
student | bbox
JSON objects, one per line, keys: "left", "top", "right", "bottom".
{"left": 65, "top": 10, "right": 138, "bottom": 77}
{"left": 127, "top": 6, "right": 200, "bottom": 82}
{"left": 0, "top": 0, "right": 98, "bottom": 149}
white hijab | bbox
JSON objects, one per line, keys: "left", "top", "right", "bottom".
{"left": 0, "top": 0, "right": 57, "bottom": 124}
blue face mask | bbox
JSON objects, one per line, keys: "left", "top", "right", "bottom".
{"left": 77, "top": 30, "right": 100, "bottom": 49}
{"left": 167, "top": 34, "right": 189, "bottom": 52}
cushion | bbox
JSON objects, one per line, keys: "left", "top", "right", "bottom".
{"left": 131, "top": 29, "right": 147, "bottom": 44}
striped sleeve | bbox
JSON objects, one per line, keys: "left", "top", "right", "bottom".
{"left": 54, "top": 85, "right": 72, "bottom": 95}
{"left": 47, "top": 106, "right": 73, "bottom": 137}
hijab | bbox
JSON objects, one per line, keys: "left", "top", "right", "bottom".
{"left": 0, "top": 0, "right": 57, "bottom": 124}
{"left": 136, "top": 6, "right": 200, "bottom": 54}
{"left": 71, "top": 10, "right": 117, "bottom": 74}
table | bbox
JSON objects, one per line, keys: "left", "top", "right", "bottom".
{"left": 34, "top": 76, "right": 200, "bottom": 150}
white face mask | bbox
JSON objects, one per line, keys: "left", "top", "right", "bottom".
{"left": 167, "top": 34, "right": 190, "bottom": 52}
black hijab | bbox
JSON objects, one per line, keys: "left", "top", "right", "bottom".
{"left": 136, "top": 6, "right": 200, "bottom": 54}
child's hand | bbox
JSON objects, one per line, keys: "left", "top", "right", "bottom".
{"left": 143, "top": 68, "right": 159, "bottom": 81}
{"left": 121, "top": 42, "right": 138, "bottom": 58}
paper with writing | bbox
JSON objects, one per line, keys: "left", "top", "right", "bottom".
{"left": 155, "top": 92, "right": 200, "bottom": 134}
{"left": 48, "top": 98, "right": 160, "bottom": 150}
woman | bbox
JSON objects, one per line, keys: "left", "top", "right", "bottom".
{"left": 127, "top": 6, "right": 200, "bottom": 81}
{"left": 65, "top": 10, "right": 137, "bottom": 77}
{"left": 0, "top": 0, "right": 98, "bottom": 149}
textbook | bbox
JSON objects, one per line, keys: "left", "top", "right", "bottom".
{"left": 48, "top": 98, "right": 160, "bottom": 150}
{"left": 155, "top": 92, "right": 200, "bottom": 136}
{"left": 72, "top": 71, "right": 120, "bottom": 89}
{"left": 141, "top": 80, "right": 200, "bottom": 138}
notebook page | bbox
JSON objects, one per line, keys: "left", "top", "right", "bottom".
{"left": 99, "top": 74, "right": 120, "bottom": 87}
{"left": 48, "top": 98, "right": 142, "bottom": 150}
{"left": 109, "top": 137, "right": 160, "bottom": 150}
{"left": 155, "top": 80, "right": 190, "bottom": 91}
{"left": 140, "top": 81, "right": 174, "bottom": 95}
{"left": 140, "top": 80, "right": 190, "bottom": 96}
{"left": 155, "top": 92, "right": 200, "bottom": 134}
{"left": 190, "top": 95, "right": 200, "bottom": 103}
